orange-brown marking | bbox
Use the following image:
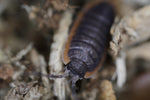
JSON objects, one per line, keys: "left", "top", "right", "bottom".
{"left": 62, "top": 2, "right": 96, "bottom": 64}
{"left": 62, "top": 12, "right": 84, "bottom": 64}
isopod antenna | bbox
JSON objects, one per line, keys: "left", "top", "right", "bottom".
{"left": 31, "top": 67, "right": 79, "bottom": 100}
{"left": 45, "top": 69, "right": 70, "bottom": 78}
{"left": 31, "top": 69, "right": 70, "bottom": 79}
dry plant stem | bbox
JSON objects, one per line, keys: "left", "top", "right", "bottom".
{"left": 38, "top": 55, "right": 51, "bottom": 100}
{"left": 99, "top": 80, "right": 116, "bottom": 100}
{"left": 111, "top": 6, "right": 150, "bottom": 57}
{"left": 110, "top": 5, "right": 150, "bottom": 88}
{"left": 12, "top": 43, "right": 33, "bottom": 80}
{"left": 49, "top": 10, "right": 74, "bottom": 100}
{"left": 12, "top": 43, "right": 33, "bottom": 61}
{"left": 40, "top": 56, "right": 50, "bottom": 91}
{"left": 29, "top": 49, "right": 51, "bottom": 99}
{"left": 127, "top": 41, "right": 150, "bottom": 62}
{"left": 115, "top": 51, "right": 126, "bottom": 87}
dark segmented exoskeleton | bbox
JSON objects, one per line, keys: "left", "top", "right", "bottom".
{"left": 41, "top": 1, "right": 115, "bottom": 99}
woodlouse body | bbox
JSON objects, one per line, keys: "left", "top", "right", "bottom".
{"left": 46, "top": 2, "right": 115, "bottom": 99}
{"left": 63, "top": 2, "right": 115, "bottom": 79}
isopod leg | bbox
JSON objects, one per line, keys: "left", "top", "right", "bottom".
{"left": 71, "top": 79, "right": 78, "bottom": 100}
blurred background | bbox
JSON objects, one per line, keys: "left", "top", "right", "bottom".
{"left": 0, "top": 0, "right": 149, "bottom": 100}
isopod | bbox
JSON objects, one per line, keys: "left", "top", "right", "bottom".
{"left": 46, "top": 1, "right": 115, "bottom": 99}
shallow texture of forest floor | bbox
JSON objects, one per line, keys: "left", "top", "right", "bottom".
{"left": 0, "top": 0, "right": 150, "bottom": 100}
